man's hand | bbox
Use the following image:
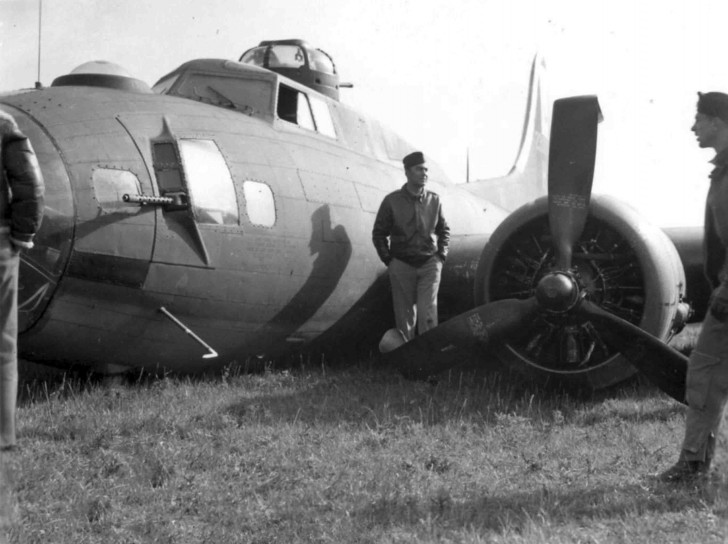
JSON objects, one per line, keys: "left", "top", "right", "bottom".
{"left": 710, "top": 296, "right": 728, "bottom": 322}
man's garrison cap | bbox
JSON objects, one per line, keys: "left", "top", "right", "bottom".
{"left": 402, "top": 151, "right": 425, "bottom": 169}
{"left": 698, "top": 92, "right": 728, "bottom": 123}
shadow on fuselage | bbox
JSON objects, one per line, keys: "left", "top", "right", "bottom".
{"left": 253, "top": 204, "right": 354, "bottom": 358}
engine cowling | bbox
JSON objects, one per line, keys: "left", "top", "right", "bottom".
{"left": 475, "top": 194, "right": 688, "bottom": 390}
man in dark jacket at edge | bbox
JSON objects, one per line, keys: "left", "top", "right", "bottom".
{"left": 659, "top": 92, "right": 728, "bottom": 482}
{"left": 0, "top": 111, "right": 44, "bottom": 451}
{"left": 372, "top": 151, "right": 450, "bottom": 342}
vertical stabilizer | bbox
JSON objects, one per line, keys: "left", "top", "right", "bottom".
{"left": 510, "top": 54, "right": 549, "bottom": 178}
{"left": 462, "top": 54, "right": 550, "bottom": 211}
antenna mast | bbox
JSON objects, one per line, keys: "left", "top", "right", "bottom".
{"left": 466, "top": 147, "right": 470, "bottom": 183}
{"left": 35, "top": 0, "right": 43, "bottom": 88}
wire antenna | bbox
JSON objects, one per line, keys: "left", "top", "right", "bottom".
{"left": 466, "top": 147, "right": 470, "bottom": 183}
{"left": 35, "top": 0, "right": 43, "bottom": 88}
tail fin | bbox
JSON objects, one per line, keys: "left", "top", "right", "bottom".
{"left": 461, "top": 54, "right": 550, "bottom": 211}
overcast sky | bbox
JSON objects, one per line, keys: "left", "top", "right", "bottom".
{"left": 1, "top": 0, "right": 726, "bottom": 226}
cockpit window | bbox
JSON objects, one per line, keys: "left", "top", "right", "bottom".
{"left": 170, "top": 73, "right": 272, "bottom": 115}
{"left": 309, "top": 95, "right": 337, "bottom": 138}
{"left": 177, "top": 139, "right": 239, "bottom": 226}
{"left": 277, "top": 84, "right": 337, "bottom": 138}
{"left": 277, "top": 84, "right": 314, "bottom": 130}
{"left": 152, "top": 74, "right": 180, "bottom": 94}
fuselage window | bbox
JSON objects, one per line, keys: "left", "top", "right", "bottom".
{"left": 309, "top": 95, "right": 337, "bottom": 138}
{"left": 93, "top": 168, "right": 142, "bottom": 215}
{"left": 277, "top": 84, "right": 315, "bottom": 130}
{"left": 243, "top": 180, "right": 276, "bottom": 227}
{"left": 152, "top": 142, "right": 185, "bottom": 192}
{"left": 177, "top": 139, "right": 239, "bottom": 226}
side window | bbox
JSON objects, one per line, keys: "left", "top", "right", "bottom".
{"left": 243, "top": 180, "right": 276, "bottom": 227}
{"left": 152, "top": 142, "right": 184, "bottom": 192}
{"left": 177, "top": 139, "right": 239, "bottom": 226}
{"left": 93, "top": 168, "right": 142, "bottom": 214}
{"left": 277, "top": 84, "right": 314, "bottom": 130}
{"left": 296, "top": 93, "right": 315, "bottom": 130}
{"left": 309, "top": 96, "right": 337, "bottom": 138}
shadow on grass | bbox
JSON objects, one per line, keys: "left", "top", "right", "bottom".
{"left": 357, "top": 479, "right": 724, "bottom": 534}
{"left": 220, "top": 362, "right": 683, "bottom": 430}
{"left": 16, "top": 350, "right": 686, "bottom": 431}
{"left": 16, "top": 360, "right": 106, "bottom": 405}
{"left": 576, "top": 400, "right": 685, "bottom": 427}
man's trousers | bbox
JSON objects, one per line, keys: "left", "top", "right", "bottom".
{"left": 0, "top": 234, "right": 18, "bottom": 448}
{"left": 681, "top": 284, "right": 728, "bottom": 461}
{"left": 388, "top": 256, "right": 442, "bottom": 341}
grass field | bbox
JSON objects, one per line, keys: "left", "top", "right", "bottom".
{"left": 1, "top": 356, "right": 727, "bottom": 543}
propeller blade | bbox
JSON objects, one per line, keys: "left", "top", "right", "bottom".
{"left": 578, "top": 300, "right": 687, "bottom": 403}
{"left": 385, "top": 298, "right": 539, "bottom": 380}
{"left": 548, "top": 96, "right": 603, "bottom": 270}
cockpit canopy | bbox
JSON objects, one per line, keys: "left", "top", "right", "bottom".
{"left": 239, "top": 39, "right": 348, "bottom": 101}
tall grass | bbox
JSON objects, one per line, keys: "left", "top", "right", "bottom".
{"left": 1, "top": 359, "right": 727, "bottom": 543}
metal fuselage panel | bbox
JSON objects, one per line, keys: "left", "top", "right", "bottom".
{"left": 1, "top": 86, "right": 498, "bottom": 372}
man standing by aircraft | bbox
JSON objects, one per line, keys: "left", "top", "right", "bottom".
{"left": 659, "top": 92, "right": 728, "bottom": 482}
{"left": 0, "top": 112, "right": 44, "bottom": 451}
{"left": 372, "top": 151, "right": 450, "bottom": 342}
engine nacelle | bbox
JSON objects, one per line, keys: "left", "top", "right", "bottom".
{"left": 475, "top": 194, "right": 688, "bottom": 390}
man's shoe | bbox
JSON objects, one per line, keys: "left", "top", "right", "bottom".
{"left": 658, "top": 459, "right": 709, "bottom": 483}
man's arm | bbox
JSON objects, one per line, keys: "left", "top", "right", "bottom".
{"left": 704, "top": 205, "right": 725, "bottom": 289}
{"left": 435, "top": 200, "right": 450, "bottom": 262}
{"left": 372, "top": 198, "right": 393, "bottom": 265}
{"left": 3, "top": 124, "right": 44, "bottom": 250}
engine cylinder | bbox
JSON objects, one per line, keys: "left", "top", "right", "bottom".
{"left": 475, "top": 194, "right": 686, "bottom": 390}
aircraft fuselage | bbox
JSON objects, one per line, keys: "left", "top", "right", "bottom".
{"left": 0, "top": 64, "right": 505, "bottom": 373}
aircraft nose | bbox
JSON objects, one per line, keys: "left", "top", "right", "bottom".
{"left": 0, "top": 105, "right": 75, "bottom": 332}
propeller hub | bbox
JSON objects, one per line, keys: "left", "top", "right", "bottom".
{"left": 536, "top": 272, "right": 580, "bottom": 313}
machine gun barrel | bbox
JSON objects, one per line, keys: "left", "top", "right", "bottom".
{"left": 123, "top": 193, "right": 175, "bottom": 205}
